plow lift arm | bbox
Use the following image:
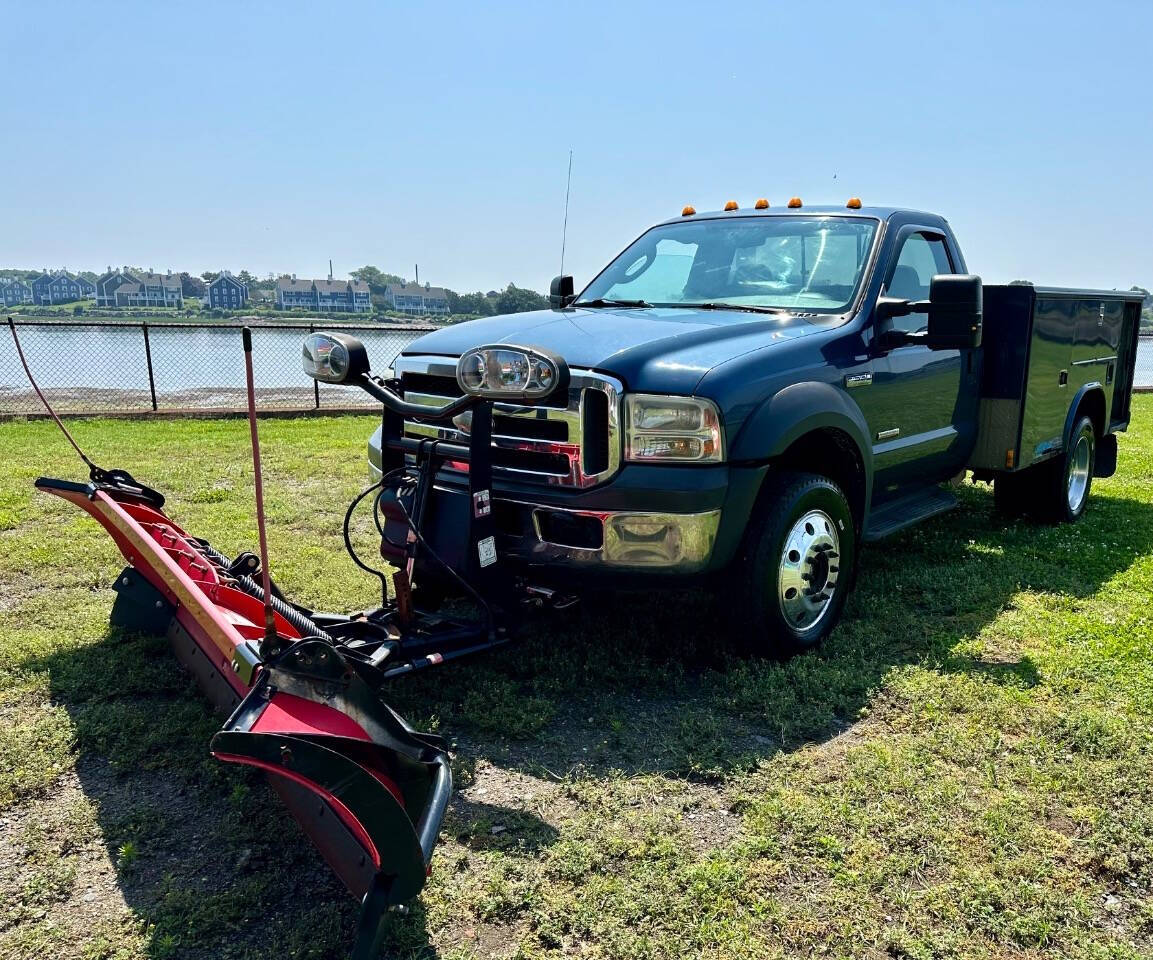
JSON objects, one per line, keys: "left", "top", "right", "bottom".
{"left": 27, "top": 323, "right": 570, "bottom": 959}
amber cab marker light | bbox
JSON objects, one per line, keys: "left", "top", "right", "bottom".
{"left": 754, "top": 198, "right": 770, "bottom": 209}
{"left": 681, "top": 205, "right": 696, "bottom": 216}
{"left": 723, "top": 200, "right": 739, "bottom": 211}
{"left": 787, "top": 196, "right": 803, "bottom": 208}
{"left": 846, "top": 197, "right": 862, "bottom": 209}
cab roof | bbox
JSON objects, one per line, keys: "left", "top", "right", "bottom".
{"left": 655, "top": 204, "right": 942, "bottom": 226}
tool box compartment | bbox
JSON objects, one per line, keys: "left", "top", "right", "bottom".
{"left": 968, "top": 284, "right": 1143, "bottom": 473}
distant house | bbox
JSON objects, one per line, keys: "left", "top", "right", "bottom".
{"left": 275, "top": 276, "right": 316, "bottom": 310}
{"left": 207, "top": 272, "right": 248, "bottom": 310}
{"left": 382, "top": 282, "right": 450, "bottom": 316}
{"left": 94, "top": 268, "right": 183, "bottom": 308}
{"left": 275, "top": 276, "right": 372, "bottom": 313}
{"left": 30, "top": 270, "right": 88, "bottom": 305}
{"left": 95, "top": 268, "right": 134, "bottom": 306}
{"left": 1, "top": 278, "right": 32, "bottom": 306}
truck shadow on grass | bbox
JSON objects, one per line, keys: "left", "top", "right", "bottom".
{"left": 29, "top": 484, "right": 1150, "bottom": 959}
{"left": 388, "top": 484, "right": 1150, "bottom": 781}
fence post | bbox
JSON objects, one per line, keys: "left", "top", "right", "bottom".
{"left": 310, "top": 322, "right": 320, "bottom": 409}
{"left": 141, "top": 321, "right": 158, "bottom": 411}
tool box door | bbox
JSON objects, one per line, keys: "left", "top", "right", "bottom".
{"left": 1018, "top": 295, "right": 1076, "bottom": 469}
{"left": 1070, "top": 298, "right": 1125, "bottom": 421}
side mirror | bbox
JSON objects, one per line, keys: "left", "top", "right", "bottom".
{"left": 926, "top": 274, "right": 982, "bottom": 350}
{"left": 549, "top": 275, "right": 575, "bottom": 308}
{"left": 302, "top": 332, "right": 370, "bottom": 384}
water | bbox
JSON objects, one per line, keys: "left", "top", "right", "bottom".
{"left": 1, "top": 321, "right": 1151, "bottom": 416}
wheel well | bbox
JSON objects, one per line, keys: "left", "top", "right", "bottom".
{"left": 1075, "top": 389, "right": 1106, "bottom": 440}
{"left": 771, "top": 428, "right": 866, "bottom": 527}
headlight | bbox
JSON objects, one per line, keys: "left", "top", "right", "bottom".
{"left": 302, "top": 332, "right": 370, "bottom": 384}
{"left": 625, "top": 394, "right": 724, "bottom": 463}
{"left": 455, "top": 345, "right": 569, "bottom": 402}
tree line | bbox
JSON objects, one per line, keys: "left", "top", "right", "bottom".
{"left": 348, "top": 265, "right": 548, "bottom": 316}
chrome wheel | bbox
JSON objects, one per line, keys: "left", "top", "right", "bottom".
{"left": 1066, "top": 429, "right": 1092, "bottom": 513}
{"left": 777, "top": 509, "right": 841, "bottom": 630}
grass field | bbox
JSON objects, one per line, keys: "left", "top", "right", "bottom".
{"left": 1, "top": 404, "right": 1151, "bottom": 959}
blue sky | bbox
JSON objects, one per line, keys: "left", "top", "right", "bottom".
{"left": 3, "top": 0, "right": 1150, "bottom": 293}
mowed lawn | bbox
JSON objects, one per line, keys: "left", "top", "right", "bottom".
{"left": 1, "top": 402, "right": 1152, "bottom": 960}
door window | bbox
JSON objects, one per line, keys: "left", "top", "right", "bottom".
{"left": 885, "top": 232, "right": 953, "bottom": 333}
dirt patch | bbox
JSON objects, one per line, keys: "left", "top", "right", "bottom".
{"left": 0, "top": 770, "right": 133, "bottom": 954}
{"left": 0, "top": 756, "right": 354, "bottom": 960}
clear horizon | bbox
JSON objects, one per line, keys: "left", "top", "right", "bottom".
{"left": 3, "top": 0, "right": 1151, "bottom": 295}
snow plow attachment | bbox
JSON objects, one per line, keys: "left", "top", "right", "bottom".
{"left": 36, "top": 476, "right": 452, "bottom": 959}
{"left": 18, "top": 321, "right": 548, "bottom": 958}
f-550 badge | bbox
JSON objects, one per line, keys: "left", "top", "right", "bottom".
{"left": 844, "top": 372, "right": 873, "bottom": 389}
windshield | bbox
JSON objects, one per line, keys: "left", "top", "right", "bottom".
{"left": 579, "top": 215, "right": 879, "bottom": 314}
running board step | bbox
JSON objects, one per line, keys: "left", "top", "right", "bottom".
{"left": 863, "top": 485, "right": 958, "bottom": 542}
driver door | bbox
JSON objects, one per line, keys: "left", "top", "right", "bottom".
{"left": 867, "top": 228, "right": 974, "bottom": 501}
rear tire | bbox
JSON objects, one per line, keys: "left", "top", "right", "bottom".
{"left": 1043, "top": 414, "right": 1095, "bottom": 523}
{"left": 727, "top": 471, "right": 857, "bottom": 657}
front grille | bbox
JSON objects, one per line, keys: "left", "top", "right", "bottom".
{"left": 394, "top": 355, "right": 621, "bottom": 487}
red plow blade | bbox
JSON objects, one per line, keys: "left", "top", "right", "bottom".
{"left": 37, "top": 476, "right": 451, "bottom": 958}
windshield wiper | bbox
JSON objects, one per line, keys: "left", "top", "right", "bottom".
{"left": 672, "top": 302, "right": 782, "bottom": 315}
{"left": 574, "top": 298, "right": 653, "bottom": 309}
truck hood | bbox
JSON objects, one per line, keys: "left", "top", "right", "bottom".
{"left": 398, "top": 307, "right": 830, "bottom": 394}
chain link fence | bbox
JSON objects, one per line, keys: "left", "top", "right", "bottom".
{"left": 1137, "top": 335, "right": 1153, "bottom": 391}
{"left": 1, "top": 321, "right": 437, "bottom": 415}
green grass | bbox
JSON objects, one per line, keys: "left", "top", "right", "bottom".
{"left": 1, "top": 405, "right": 1152, "bottom": 959}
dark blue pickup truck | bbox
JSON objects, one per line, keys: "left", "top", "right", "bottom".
{"left": 370, "top": 201, "right": 1144, "bottom": 653}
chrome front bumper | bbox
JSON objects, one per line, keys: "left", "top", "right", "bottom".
{"left": 526, "top": 503, "right": 722, "bottom": 573}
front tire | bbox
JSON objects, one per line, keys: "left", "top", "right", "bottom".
{"left": 728, "top": 471, "right": 857, "bottom": 657}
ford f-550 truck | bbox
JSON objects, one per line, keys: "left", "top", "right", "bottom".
{"left": 369, "top": 200, "right": 1144, "bottom": 653}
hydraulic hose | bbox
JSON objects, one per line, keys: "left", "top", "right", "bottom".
{"left": 198, "top": 542, "right": 333, "bottom": 643}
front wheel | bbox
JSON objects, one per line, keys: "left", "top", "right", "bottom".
{"left": 728, "top": 471, "right": 857, "bottom": 657}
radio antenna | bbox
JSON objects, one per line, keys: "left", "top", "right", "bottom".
{"left": 559, "top": 149, "right": 573, "bottom": 277}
